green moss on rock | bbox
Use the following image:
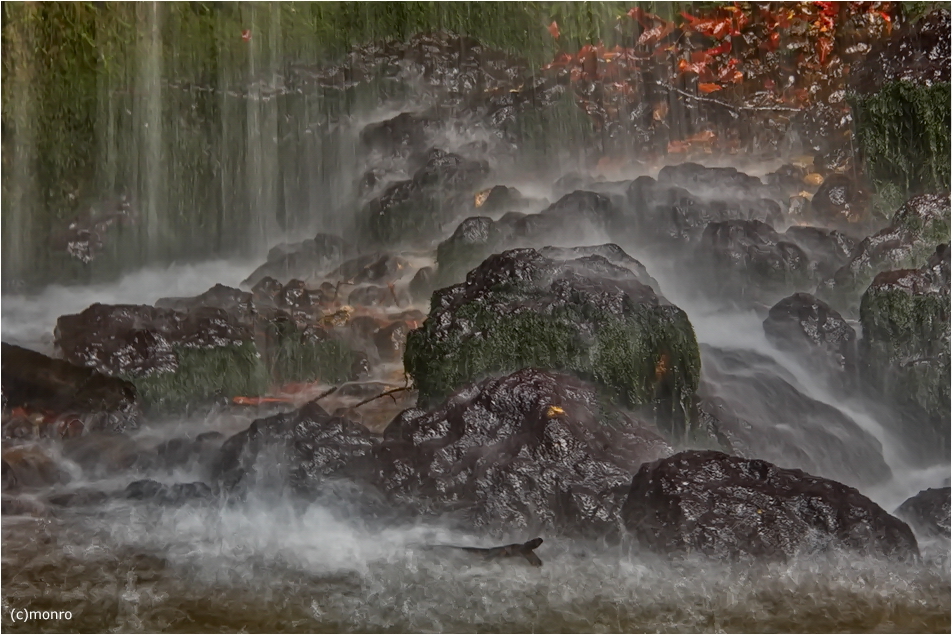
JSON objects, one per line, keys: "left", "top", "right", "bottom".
{"left": 851, "top": 81, "right": 951, "bottom": 215}
{"left": 859, "top": 246, "right": 950, "bottom": 443}
{"left": 263, "top": 322, "right": 360, "bottom": 386}
{"left": 129, "top": 342, "right": 268, "bottom": 414}
{"left": 818, "top": 194, "right": 950, "bottom": 314}
{"left": 404, "top": 248, "right": 701, "bottom": 440}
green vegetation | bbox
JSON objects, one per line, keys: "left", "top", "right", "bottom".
{"left": 127, "top": 341, "right": 268, "bottom": 413}
{"left": 850, "top": 82, "right": 952, "bottom": 216}
{"left": 261, "top": 320, "right": 359, "bottom": 385}
{"left": 859, "top": 274, "right": 950, "bottom": 440}
{"left": 404, "top": 282, "right": 701, "bottom": 440}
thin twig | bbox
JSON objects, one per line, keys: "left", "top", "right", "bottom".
{"left": 313, "top": 385, "right": 340, "bottom": 402}
{"left": 655, "top": 81, "right": 802, "bottom": 113}
{"left": 354, "top": 386, "right": 410, "bottom": 408}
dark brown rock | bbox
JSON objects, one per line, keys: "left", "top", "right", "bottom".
{"left": 622, "top": 450, "right": 919, "bottom": 561}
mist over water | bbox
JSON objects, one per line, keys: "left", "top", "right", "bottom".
{"left": 2, "top": 6, "right": 951, "bottom": 633}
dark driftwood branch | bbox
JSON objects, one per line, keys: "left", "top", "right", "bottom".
{"left": 313, "top": 385, "right": 340, "bottom": 402}
{"left": 656, "top": 80, "right": 802, "bottom": 113}
{"left": 354, "top": 386, "right": 410, "bottom": 408}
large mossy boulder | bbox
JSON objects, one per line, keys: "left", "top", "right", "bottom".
{"left": 858, "top": 244, "right": 950, "bottom": 446}
{"left": 55, "top": 282, "right": 365, "bottom": 413}
{"left": 377, "top": 368, "right": 672, "bottom": 533}
{"left": 1, "top": 342, "right": 141, "bottom": 432}
{"left": 850, "top": 9, "right": 951, "bottom": 212}
{"left": 818, "top": 194, "right": 951, "bottom": 313}
{"left": 622, "top": 450, "right": 919, "bottom": 562}
{"left": 55, "top": 303, "right": 268, "bottom": 413}
{"left": 404, "top": 247, "right": 700, "bottom": 439}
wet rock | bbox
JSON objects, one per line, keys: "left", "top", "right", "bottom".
{"left": 858, "top": 244, "right": 950, "bottom": 447}
{"left": 55, "top": 303, "right": 265, "bottom": 412}
{"left": 360, "top": 150, "right": 489, "bottom": 245}
{"left": 1, "top": 445, "right": 70, "bottom": 490}
{"left": 818, "top": 193, "right": 950, "bottom": 313}
{"left": 434, "top": 194, "right": 630, "bottom": 288}
{"left": 348, "top": 285, "right": 400, "bottom": 308}
{"left": 156, "top": 284, "right": 255, "bottom": 325}
{"left": 377, "top": 368, "right": 672, "bottom": 533}
{"left": 851, "top": 8, "right": 951, "bottom": 94}
{"left": 474, "top": 185, "right": 524, "bottom": 213}
{"left": 894, "top": 487, "right": 951, "bottom": 538}
{"left": 62, "top": 433, "right": 153, "bottom": 477}
{"left": 782, "top": 226, "right": 856, "bottom": 280}
{"left": 242, "top": 233, "right": 347, "bottom": 287}
{"left": 698, "top": 345, "right": 891, "bottom": 487}
{"left": 627, "top": 176, "right": 783, "bottom": 246}
{"left": 656, "top": 162, "right": 773, "bottom": 201}
{"left": 2, "top": 342, "right": 140, "bottom": 433}
{"left": 329, "top": 253, "right": 410, "bottom": 285}
{"left": 694, "top": 220, "right": 811, "bottom": 301}
{"left": 373, "top": 321, "right": 410, "bottom": 363}
{"left": 154, "top": 434, "right": 224, "bottom": 473}
{"left": 213, "top": 401, "right": 379, "bottom": 497}
{"left": 125, "top": 479, "right": 214, "bottom": 504}
{"left": 360, "top": 112, "right": 436, "bottom": 155}
{"left": 405, "top": 247, "right": 700, "bottom": 439}
{"left": 622, "top": 450, "right": 918, "bottom": 561}
{"left": 810, "top": 174, "right": 867, "bottom": 225}
{"left": 763, "top": 293, "right": 857, "bottom": 376}
{"left": 47, "top": 488, "right": 111, "bottom": 508}
{"left": 409, "top": 266, "right": 436, "bottom": 303}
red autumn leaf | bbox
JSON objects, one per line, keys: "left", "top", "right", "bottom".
{"left": 763, "top": 77, "right": 776, "bottom": 89}
{"left": 678, "top": 58, "right": 708, "bottom": 76}
{"left": 680, "top": 11, "right": 732, "bottom": 38}
{"left": 628, "top": 7, "right": 662, "bottom": 29}
{"left": 637, "top": 23, "right": 672, "bottom": 47}
{"left": 548, "top": 21, "right": 560, "bottom": 39}
{"left": 706, "top": 39, "right": 733, "bottom": 57}
{"left": 816, "top": 36, "right": 833, "bottom": 64}
{"left": 760, "top": 31, "right": 781, "bottom": 52}
{"left": 241, "top": 29, "right": 252, "bottom": 42}
{"left": 698, "top": 82, "right": 723, "bottom": 93}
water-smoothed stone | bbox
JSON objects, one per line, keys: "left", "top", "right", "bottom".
{"left": 851, "top": 8, "right": 951, "bottom": 94}
{"left": 627, "top": 176, "right": 783, "bottom": 246}
{"left": 405, "top": 247, "right": 700, "bottom": 439}
{"left": 377, "top": 368, "right": 672, "bottom": 533}
{"left": 1, "top": 445, "right": 71, "bottom": 490}
{"left": 698, "top": 345, "right": 890, "bottom": 487}
{"left": 213, "top": 401, "right": 380, "bottom": 498}
{"left": 241, "top": 233, "right": 348, "bottom": 287}
{"left": 434, "top": 189, "right": 639, "bottom": 288}
{"left": 157, "top": 284, "right": 256, "bottom": 325}
{"left": 895, "top": 487, "right": 951, "bottom": 538}
{"left": 763, "top": 293, "right": 856, "bottom": 376}
{"left": 818, "top": 194, "right": 950, "bottom": 313}
{"left": 125, "top": 479, "right": 214, "bottom": 505}
{"left": 694, "top": 220, "right": 811, "bottom": 302}
{"left": 622, "top": 450, "right": 918, "bottom": 561}
{"left": 328, "top": 253, "right": 411, "bottom": 285}
{"left": 361, "top": 149, "right": 489, "bottom": 245}
{"left": 656, "top": 162, "right": 774, "bottom": 201}
{"left": 782, "top": 226, "right": 856, "bottom": 280}
{"left": 859, "top": 244, "right": 951, "bottom": 446}
{"left": 55, "top": 303, "right": 266, "bottom": 413}
{"left": 810, "top": 173, "right": 867, "bottom": 226}
{"left": 359, "top": 112, "right": 436, "bottom": 155}
{"left": 2, "top": 342, "right": 140, "bottom": 433}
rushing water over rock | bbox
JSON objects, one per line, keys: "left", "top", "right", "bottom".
{"left": 2, "top": 6, "right": 951, "bottom": 633}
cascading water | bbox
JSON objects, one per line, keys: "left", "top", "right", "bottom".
{"left": 2, "top": 3, "right": 950, "bottom": 633}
